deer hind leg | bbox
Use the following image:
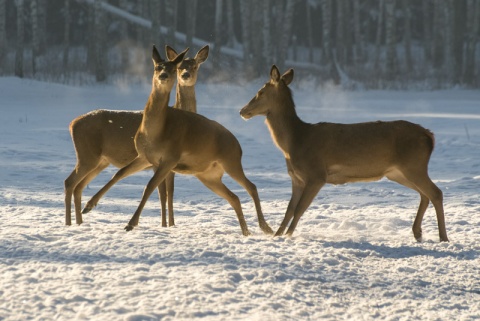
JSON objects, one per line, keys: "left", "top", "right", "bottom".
{"left": 196, "top": 171, "right": 251, "bottom": 236}
{"left": 409, "top": 175, "right": 448, "bottom": 242}
{"left": 390, "top": 170, "right": 448, "bottom": 242}
{"left": 64, "top": 159, "right": 104, "bottom": 225}
{"left": 223, "top": 161, "right": 273, "bottom": 234}
{"left": 82, "top": 157, "right": 150, "bottom": 214}
{"left": 73, "top": 160, "right": 110, "bottom": 224}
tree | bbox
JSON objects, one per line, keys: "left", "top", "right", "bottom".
{"left": 385, "top": 0, "right": 397, "bottom": 79}
{"left": 0, "top": 0, "right": 6, "bottom": 74}
{"left": 185, "top": 0, "right": 197, "bottom": 49}
{"left": 94, "top": 0, "right": 106, "bottom": 82}
{"left": 464, "top": 0, "right": 479, "bottom": 85}
{"left": 402, "top": 0, "right": 412, "bottom": 73}
{"left": 63, "top": 0, "right": 71, "bottom": 73}
{"left": 15, "top": 0, "right": 24, "bottom": 78}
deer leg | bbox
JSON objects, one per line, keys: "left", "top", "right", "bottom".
{"left": 82, "top": 157, "right": 150, "bottom": 214}
{"left": 72, "top": 161, "right": 109, "bottom": 224}
{"left": 125, "top": 162, "right": 176, "bottom": 231}
{"left": 412, "top": 194, "right": 430, "bottom": 242}
{"left": 64, "top": 160, "right": 102, "bottom": 225}
{"left": 158, "top": 178, "right": 167, "bottom": 227}
{"left": 387, "top": 174, "right": 430, "bottom": 242}
{"left": 196, "top": 174, "right": 251, "bottom": 236}
{"left": 166, "top": 172, "right": 176, "bottom": 227}
{"left": 285, "top": 181, "right": 324, "bottom": 236}
{"left": 406, "top": 173, "right": 448, "bottom": 242}
{"left": 275, "top": 181, "right": 304, "bottom": 236}
{"left": 224, "top": 162, "right": 273, "bottom": 234}
{"left": 403, "top": 172, "right": 448, "bottom": 242}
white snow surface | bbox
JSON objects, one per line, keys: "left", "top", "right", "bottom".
{"left": 0, "top": 77, "right": 479, "bottom": 320}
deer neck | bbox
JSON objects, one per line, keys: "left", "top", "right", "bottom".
{"left": 140, "top": 87, "right": 171, "bottom": 136}
{"left": 265, "top": 97, "right": 305, "bottom": 155}
{"left": 174, "top": 83, "right": 197, "bottom": 113}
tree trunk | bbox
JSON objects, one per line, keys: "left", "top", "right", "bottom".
{"left": 423, "top": 0, "right": 432, "bottom": 62}
{"left": 240, "top": 0, "right": 252, "bottom": 76}
{"left": 30, "top": 0, "right": 39, "bottom": 75}
{"left": 37, "top": 0, "right": 46, "bottom": 54}
{"left": 185, "top": 0, "right": 197, "bottom": 49}
{"left": 385, "top": 0, "right": 397, "bottom": 79}
{"left": 63, "top": 0, "right": 71, "bottom": 73}
{"left": 374, "top": 0, "right": 384, "bottom": 70}
{"left": 402, "top": 0, "right": 412, "bottom": 73}
{"left": 213, "top": 0, "right": 223, "bottom": 65}
{"left": 263, "top": 0, "right": 273, "bottom": 66}
{"left": 150, "top": 0, "right": 161, "bottom": 45}
{"left": 464, "top": 0, "right": 479, "bottom": 85}
{"left": 453, "top": 0, "right": 466, "bottom": 83}
{"left": 443, "top": 0, "right": 454, "bottom": 83}
{"left": 165, "top": 0, "right": 177, "bottom": 48}
{"left": 278, "top": 0, "right": 296, "bottom": 70}
{"left": 432, "top": 1, "right": 445, "bottom": 69}
{"left": 0, "top": 0, "right": 6, "bottom": 74}
{"left": 94, "top": 0, "right": 106, "bottom": 82}
{"left": 336, "top": 0, "right": 346, "bottom": 66}
{"left": 353, "top": 0, "right": 364, "bottom": 63}
{"left": 15, "top": 0, "right": 24, "bottom": 78}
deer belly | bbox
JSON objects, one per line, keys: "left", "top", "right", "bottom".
{"left": 326, "top": 164, "right": 385, "bottom": 185}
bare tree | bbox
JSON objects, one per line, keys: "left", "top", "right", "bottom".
{"left": 94, "top": 0, "right": 106, "bottom": 82}
{"left": 423, "top": 0, "right": 432, "bottom": 62}
{"left": 464, "top": 0, "right": 480, "bottom": 85}
{"left": 15, "top": 0, "right": 24, "bottom": 78}
{"left": 443, "top": 0, "right": 455, "bottom": 82}
{"left": 30, "top": 0, "right": 40, "bottom": 75}
{"left": 353, "top": 0, "right": 364, "bottom": 63}
{"left": 385, "top": 0, "right": 397, "bottom": 79}
{"left": 374, "top": 0, "right": 384, "bottom": 70}
{"left": 0, "top": 0, "right": 6, "bottom": 74}
{"left": 165, "top": 0, "right": 177, "bottom": 48}
{"left": 185, "top": 0, "right": 197, "bottom": 49}
{"left": 432, "top": 1, "right": 445, "bottom": 69}
{"left": 213, "top": 0, "right": 223, "bottom": 64}
{"left": 277, "top": 0, "right": 297, "bottom": 71}
{"left": 63, "top": 0, "right": 71, "bottom": 72}
{"left": 263, "top": 0, "right": 273, "bottom": 66}
{"left": 150, "top": 0, "right": 162, "bottom": 45}
{"left": 402, "top": 0, "right": 412, "bottom": 73}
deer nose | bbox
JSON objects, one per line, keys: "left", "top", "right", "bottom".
{"left": 181, "top": 72, "right": 190, "bottom": 80}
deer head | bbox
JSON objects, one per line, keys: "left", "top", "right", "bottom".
{"left": 240, "top": 65, "right": 294, "bottom": 120}
{"left": 151, "top": 45, "right": 189, "bottom": 91}
{"left": 166, "top": 45, "right": 209, "bottom": 87}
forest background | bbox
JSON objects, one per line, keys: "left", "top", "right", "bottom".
{"left": 1, "top": 0, "right": 479, "bottom": 89}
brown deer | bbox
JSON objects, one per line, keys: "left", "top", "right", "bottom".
{"left": 64, "top": 46, "right": 209, "bottom": 227}
{"left": 81, "top": 45, "right": 273, "bottom": 236}
{"left": 240, "top": 65, "right": 448, "bottom": 242}
{"left": 163, "top": 45, "right": 209, "bottom": 226}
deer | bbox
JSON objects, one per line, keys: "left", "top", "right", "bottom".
{"left": 64, "top": 45, "right": 209, "bottom": 227}
{"left": 239, "top": 65, "right": 449, "bottom": 242}
{"left": 80, "top": 45, "right": 273, "bottom": 236}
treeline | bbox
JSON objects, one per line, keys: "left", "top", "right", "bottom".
{"left": 0, "top": 0, "right": 479, "bottom": 89}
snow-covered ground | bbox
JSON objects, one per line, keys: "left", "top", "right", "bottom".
{"left": 0, "top": 76, "right": 479, "bottom": 320}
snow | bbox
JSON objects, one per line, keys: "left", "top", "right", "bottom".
{"left": 1, "top": 76, "right": 479, "bottom": 320}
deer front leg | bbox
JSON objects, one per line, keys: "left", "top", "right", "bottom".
{"left": 125, "top": 160, "right": 177, "bottom": 231}
{"left": 275, "top": 180, "right": 304, "bottom": 236}
{"left": 285, "top": 181, "right": 325, "bottom": 236}
{"left": 82, "top": 157, "right": 150, "bottom": 214}
{"left": 166, "top": 172, "right": 176, "bottom": 227}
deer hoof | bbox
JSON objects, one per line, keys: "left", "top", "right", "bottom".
{"left": 261, "top": 224, "right": 274, "bottom": 235}
{"left": 81, "top": 206, "right": 92, "bottom": 214}
{"left": 124, "top": 225, "right": 134, "bottom": 232}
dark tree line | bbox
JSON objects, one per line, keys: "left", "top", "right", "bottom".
{"left": 0, "top": 0, "right": 479, "bottom": 88}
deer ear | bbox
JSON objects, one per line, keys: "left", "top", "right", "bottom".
{"left": 152, "top": 45, "right": 164, "bottom": 65}
{"left": 173, "top": 48, "right": 189, "bottom": 66}
{"left": 270, "top": 65, "right": 281, "bottom": 83}
{"left": 281, "top": 69, "right": 294, "bottom": 86}
{"left": 165, "top": 45, "right": 178, "bottom": 61}
{"left": 195, "top": 45, "right": 209, "bottom": 64}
